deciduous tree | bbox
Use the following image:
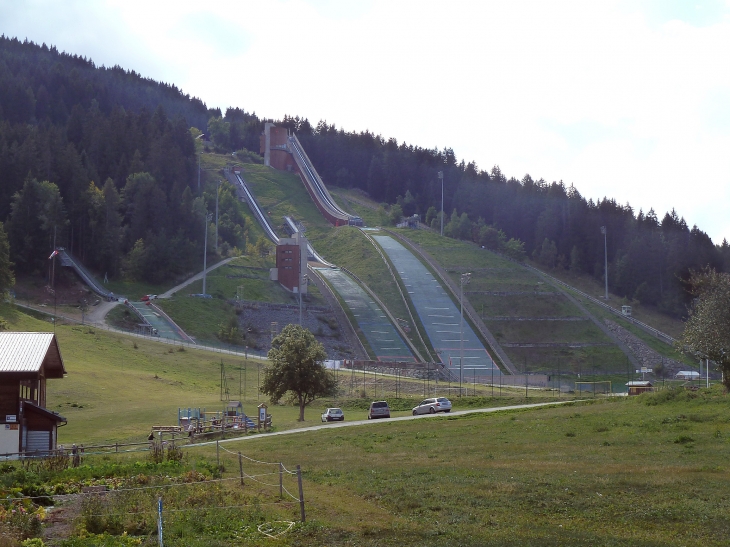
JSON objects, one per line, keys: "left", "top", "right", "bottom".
{"left": 262, "top": 324, "right": 335, "bottom": 421}
{"left": 680, "top": 268, "right": 730, "bottom": 389}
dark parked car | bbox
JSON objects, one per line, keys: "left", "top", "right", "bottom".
{"left": 368, "top": 401, "right": 391, "bottom": 419}
{"left": 321, "top": 408, "right": 345, "bottom": 422}
{"left": 412, "top": 397, "right": 452, "bottom": 415}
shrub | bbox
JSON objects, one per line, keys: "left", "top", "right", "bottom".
{"left": 674, "top": 435, "right": 695, "bottom": 444}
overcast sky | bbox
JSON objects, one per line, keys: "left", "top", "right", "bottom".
{"left": 2, "top": 0, "right": 729, "bottom": 243}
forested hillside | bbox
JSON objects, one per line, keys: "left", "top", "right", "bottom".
{"left": 1, "top": 36, "right": 726, "bottom": 318}
{"left": 0, "top": 36, "right": 251, "bottom": 283}
{"left": 277, "top": 118, "right": 727, "bottom": 317}
{"left": 214, "top": 110, "right": 728, "bottom": 316}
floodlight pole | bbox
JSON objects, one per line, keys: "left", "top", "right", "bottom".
{"left": 215, "top": 180, "right": 221, "bottom": 252}
{"left": 195, "top": 133, "right": 203, "bottom": 193}
{"left": 459, "top": 272, "right": 471, "bottom": 396}
{"left": 438, "top": 171, "right": 444, "bottom": 236}
{"left": 601, "top": 226, "right": 608, "bottom": 300}
{"left": 202, "top": 212, "right": 213, "bottom": 296}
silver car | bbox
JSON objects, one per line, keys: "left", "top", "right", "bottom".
{"left": 368, "top": 401, "right": 390, "bottom": 419}
{"left": 321, "top": 408, "right": 345, "bottom": 422}
{"left": 412, "top": 397, "right": 452, "bottom": 415}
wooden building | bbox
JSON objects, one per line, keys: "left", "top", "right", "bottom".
{"left": 625, "top": 380, "right": 653, "bottom": 396}
{"left": 0, "top": 332, "right": 67, "bottom": 457}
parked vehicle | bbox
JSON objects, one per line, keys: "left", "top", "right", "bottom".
{"left": 321, "top": 408, "right": 345, "bottom": 422}
{"left": 368, "top": 401, "right": 390, "bottom": 419}
{"left": 412, "top": 397, "right": 452, "bottom": 415}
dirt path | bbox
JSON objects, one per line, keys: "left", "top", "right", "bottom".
{"left": 85, "top": 299, "right": 120, "bottom": 326}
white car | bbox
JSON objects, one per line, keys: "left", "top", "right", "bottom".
{"left": 412, "top": 397, "right": 452, "bottom": 415}
{"left": 321, "top": 408, "right": 345, "bottom": 422}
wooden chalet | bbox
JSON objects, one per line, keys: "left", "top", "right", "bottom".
{"left": 0, "top": 332, "right": 67, "bottom": 457}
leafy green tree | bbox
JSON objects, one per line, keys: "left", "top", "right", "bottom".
{"left": 680, "top": 268, "right": 730, "bottom": 390}
{"left": 208, "top": 116, "right": 231, "bottom": 151}
{"left": 389, "top": 204, "right": 403, "bottom": 226}
{"left": 262, "top": 324, "right": 335, "bottom": 421}
{"left": 479, "top": 225, "right": 506, "bottom": 250}
{"left": 444, "top": 209, "right": 459, "bottom": 238}
{"left": 425, "top": 206, "right": 437, "bottom": 226}
{"left": 569, "top": 245, "right": 582, "bottom": 272}
{"left": 502, "top": 238, "right": 526, "bottom": 261}
{"left": 0, "top": 222, "right": 15, "bottom": 296}
{"left": 255, "top": 236, "right": 272, "bottom": 257}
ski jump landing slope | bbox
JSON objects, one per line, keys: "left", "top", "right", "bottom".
{"left": 316, "top": 267, "right": 415, "bottom": 362}
{"left": 372, "top": 235, "right": 501, "bottom": 377}
{"left": 225, "top": 166, "right": 415, "bottom": 362}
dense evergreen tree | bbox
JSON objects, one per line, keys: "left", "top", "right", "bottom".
{"left": 0, "top": 222, "right": 14, "bottom": 295}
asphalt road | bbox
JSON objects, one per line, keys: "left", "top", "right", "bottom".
{"left": 185, "top": 400, "right": 578, "bottom": 449}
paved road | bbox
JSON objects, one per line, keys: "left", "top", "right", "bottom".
{"left": 186, "top": 400, "right": 579, "bottom": 448}
{"left": 372, "top": 235, "right": 500, "bottom": 379}
{"left": 316, "top": 267, "right": 415, "bottom": 362}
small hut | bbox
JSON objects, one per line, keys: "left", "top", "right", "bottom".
{"left": 626, "top": 380, "right": 653, "bottom": 396}
{"left": 226, "top": 401, "right": 244, "bottom": 417}
{"left": 0, "top": 332, "right": 67, "bottom": 457}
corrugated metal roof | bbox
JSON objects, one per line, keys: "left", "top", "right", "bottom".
{"left": 0, "top": 332, "right": 59, "bottom": 373}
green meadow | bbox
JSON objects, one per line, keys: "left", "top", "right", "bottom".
{"left": 2, "top": 304, "right": 729, "bottom": 546}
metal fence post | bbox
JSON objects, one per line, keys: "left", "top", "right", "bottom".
{"left": 279, "top": 462, "right": 284, "bottom": 498}
{"left": 297, "top": 464, "right": 305, "bottom": 522}
{"left": 158, "top": 497, "right": 163, "bottom": 547}
{"left": 238, "top": 452, "right": 244, "bottom": 486}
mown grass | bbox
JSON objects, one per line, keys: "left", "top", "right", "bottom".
{"left": 390, "top": 229, "right": 687, "bottom": 375}
{"left": 199, "top": 387, "right": 730, "bottom": 546}
{"left": 529, "top": 260, "right": 687, "bottom": 339}
{"left": 239, "top": 164, "right": 333, "bottom": 245}
{"left": 503, "top": 344, "right": 632, "bottom": 376}
{"left": 153, "top": 256, "right": 325, "bottom": 346}
{"left": 0, "top": 304, "right": 542, "bottom": 444}
{"left": 7, "top": 389, "right": 729, "bottom": 546}
{"left": 3, "top": 304, "right": 728, "bottom": 546}
{"left": 329, "top": 187, "right": 390, "bottom": 226}
{"left": 474, "top": 293, "right": 578, "bottom": 317}
{"left": 486, "top": 319, "right": 612, "bottom": 345}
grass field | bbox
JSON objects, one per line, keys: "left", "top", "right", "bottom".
{"left": 2, "top": 304, "right": 729, "bottom": 546}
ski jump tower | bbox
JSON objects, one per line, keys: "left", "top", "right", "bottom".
{"left": 260, "top": 123, "right": 362, "bottom": 227}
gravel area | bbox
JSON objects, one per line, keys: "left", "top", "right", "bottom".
{"left": 604, "top": 319, "right": 685, "bottom": 377}
{"left": 236, "top": 302, "right": 357, "bottom": 360}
